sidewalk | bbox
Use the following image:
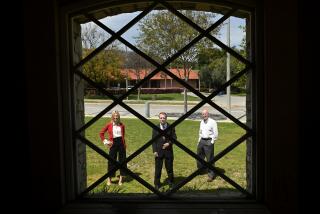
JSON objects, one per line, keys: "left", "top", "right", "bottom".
{"left": 85, "top": 101, "right": 246, "bottom": 123}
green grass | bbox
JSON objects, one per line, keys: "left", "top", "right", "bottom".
{"left": 85, "top": 117, "right": 247, "bottom": 196}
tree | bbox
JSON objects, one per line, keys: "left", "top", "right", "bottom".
{"left": 136, "top": 10, "right": 221, "bottom": 113}
{"left": 125, "top": 51, "right": 152, "bottom": 100}
{"left": 233, "top": 25, "right": 247, "bottom": 92}
{"left": 198, "top": 25, "right": 247, "bottom": 93}
{"left": 81, "top": 23, "right": 125, "bottom": 88}
{"left": 207, "top": 53, "right": 228, "bottom": 89}
{"left": 231, "top": 49, "right": 246, "bottom": 92}
{"left": 199, "top": 65, "right": 213, "bottom": 91}
{"left": 205, "top": 48, "right": 246, "bottom": 92}
{"left": 198, "top": 47, "right": 225, "bottom": 91}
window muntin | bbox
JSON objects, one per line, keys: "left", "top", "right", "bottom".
{"left": 70, "top": 0, "right": 255, "bottom": 200}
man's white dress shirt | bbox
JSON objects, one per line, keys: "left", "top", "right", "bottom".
{"left": 198, "top": 118, "right": 218, "bottom": 144}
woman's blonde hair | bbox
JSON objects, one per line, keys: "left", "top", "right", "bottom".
{"left": 111, "top": 110, "right": 120, "bottom": 120}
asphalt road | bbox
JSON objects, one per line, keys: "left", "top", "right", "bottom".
{"left": 84, "top": 95, "right": 246, "bottom": 122}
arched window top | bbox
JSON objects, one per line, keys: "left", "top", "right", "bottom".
{"left": 71, "top": 0, "right": 253, "bottom": 24}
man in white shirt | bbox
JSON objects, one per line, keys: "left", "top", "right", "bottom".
{"left": 197, "top": 109, "right": 218, "bottom": 182}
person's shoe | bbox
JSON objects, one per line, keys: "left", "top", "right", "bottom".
{"left": 118, "top": 176, "right": 123, "bottom": 186}
{"left": 168, "top": 183, "right": 173, "bottom": 190}
{"left": 106, "top": 178, "right": 112, "bottom": 186}
{"left": 207, "top": 176, "right": 214, "bottom": 182}
{"left": 197, "top": 169, "right": 207, "bottom": 175}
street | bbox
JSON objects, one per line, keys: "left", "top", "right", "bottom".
{"left": 84, "top": 95, "right": 247, "bottom": 122}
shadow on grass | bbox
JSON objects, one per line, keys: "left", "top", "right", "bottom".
{"left": 192, "top": 166, "right": 226, "bottom": 176}
{"left": 172, "top": 187, "right": 245, "bottom": 199}
{"left": 86, "top": 166, "right": 247, "bottom": 198}
{"left": 123, "top": 172, "right": 142, "bottom": 183}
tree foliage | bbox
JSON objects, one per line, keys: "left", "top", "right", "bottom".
{"left": 81, "top": 23, "right": 125, "bottom": 87}
{"left": 136, "top": 10, "right": 221, "bottom": 112}
{"left": 124, "top": 51, "right": 153, "bottom": 99}
{"left": 199, "top": 48, "right": 246, "bottom": 91}
{"left": 137, "top": 10, "right": 220, "bottom": 69}
{"left": 199, "top": 24, "right": 247, "bottom": 92}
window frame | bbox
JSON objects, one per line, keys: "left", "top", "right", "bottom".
{"left": 59, "top": 0, "right": 265, "bottom": 207}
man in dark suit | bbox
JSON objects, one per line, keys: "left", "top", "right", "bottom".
{"left": 152, "top": 112, "right": 177, "bottom": 190}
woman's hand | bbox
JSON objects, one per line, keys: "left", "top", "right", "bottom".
{"left": 103, "top": 139, "right": 112, "bottom": 148}
{"left": 162, "top": 143, "right": 170, "bottom": 149}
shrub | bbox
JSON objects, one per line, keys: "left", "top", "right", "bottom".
{"left": 85, "top": 87, "right": 184, "bottom": 96}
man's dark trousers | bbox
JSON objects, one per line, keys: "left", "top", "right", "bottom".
{"left": 197, "top": 138, "right": 215, "bottom": 178}
{"left": 152, "top": 124, "right": 176, "bottom": 186}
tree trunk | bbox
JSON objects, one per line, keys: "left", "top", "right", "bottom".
{"left": 184, "top": 88, "right": 188, "bottom": 114}
{"left": 183, "top": 69, "right": 189, "bottom": 114}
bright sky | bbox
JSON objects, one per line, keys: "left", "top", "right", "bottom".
{"left": 98, "top": 11, "right": 246, "bottom": 48}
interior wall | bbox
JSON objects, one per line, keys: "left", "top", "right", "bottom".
{"left": 263, "top": 0, "right": 299, "bottom": 212}
{"left": 25, "top": 0, "right": 63, "bottom": 212}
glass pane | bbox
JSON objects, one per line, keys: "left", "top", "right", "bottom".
{"left": 81, "top": 21, "right": 112, "bottom": 49}
{"left": 84, "top": 109, "right": 156, "bottom": 197}
{"left": 133, "top": 9, "right": 200, "bottom": 64}
{"left": 173, "top": 118, "right": 247, "bottom": 198}
{"left": 100, "top": 12, "right": 142, "bottom": 36}
{"left": 213, "top": 16, "right": 248, "bottom": 60}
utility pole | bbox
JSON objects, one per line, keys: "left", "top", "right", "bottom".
{"left": 125, "top": 46, "right": 128, "bottom": 100}
{"left": 226, "top": 18, "right": 231, "bottom": 113}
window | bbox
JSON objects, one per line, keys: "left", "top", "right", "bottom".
{"left": 62, "top": 0, "right": 259, "bottom": 202}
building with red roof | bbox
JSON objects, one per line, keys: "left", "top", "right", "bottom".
{"left": 121, "top": 68, "right": 199, "bottom": 89}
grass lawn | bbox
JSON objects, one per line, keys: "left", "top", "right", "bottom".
{"left": 85, "top": 117, "right": 247, "bottom": 197}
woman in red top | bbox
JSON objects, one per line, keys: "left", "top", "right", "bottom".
{"left": 99, "top": 110, "right": 127, "bottom": 186}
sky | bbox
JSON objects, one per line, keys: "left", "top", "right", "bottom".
{"left": 95, "top": 11, "right": 245, "bottom": 48}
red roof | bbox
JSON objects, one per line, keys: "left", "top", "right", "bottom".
{"left": 121, "top": 68, "right": 199, "bottom": 80}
